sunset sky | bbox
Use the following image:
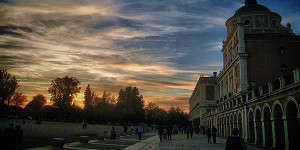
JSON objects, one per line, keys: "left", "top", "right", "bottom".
{"left": 1, "top": 0, "right": 300, "bottom": 111}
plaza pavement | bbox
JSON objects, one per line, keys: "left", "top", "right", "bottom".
{"left": 27, "top": 132, "right": 267, "bottom": 150}
{"left": 126, "top": 133, "right": 267, "bottom": 150}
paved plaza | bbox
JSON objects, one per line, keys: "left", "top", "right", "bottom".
{"left": 27, "top": 132, "right": 267, "bottom": 150}
{"left": 128, "top": 133, "right": 267, "bottom": 150}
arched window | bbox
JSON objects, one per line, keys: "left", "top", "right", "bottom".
{"left": 281, "top": 64, "right": 288, "bottom": 74}
{"left": 279, "top": 47, "right": 286, "bottom": 55}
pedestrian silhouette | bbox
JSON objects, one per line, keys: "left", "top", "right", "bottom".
{"left": 190, "top": 126, "right": 194, "bottom": 138}
{"left": 110, "top": 125, "right": 116, "bottom": 139}
{"left": 4, "top": 123, "right": 16, "bottom": 149}
{"left": 212, "top": 126, "right": 217, "bottom": 143}
{"left": 186, "top": 126, "right": 190, "bottom": 138}
{"left": 167, "top": 125, "right": 173, "bottom": 140}
{"left": 158, "top": 124, "right": 164, "bottom": 141}
{"left": 206, "top": 128, "right": 211, "bottom": 143}
{"left": 15, "top": 125, "right": 23, "bottom": 149}
{"left": 225, "top": 128, "right": 246, "bottom": 150}
{"left": 137, "top": 123, "right": 143, "bottom": 140}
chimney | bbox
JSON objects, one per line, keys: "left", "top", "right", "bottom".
{"left": 213, "top": 72, "right": 217, "bottom": 77}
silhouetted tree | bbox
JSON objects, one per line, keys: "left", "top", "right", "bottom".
{"left": 10, "top": 92, "right": 27, "bottom": 107}
{"left": 43, "top": 105, "right": 56, "bottom": 120}
{"left": 84, "top": 84, "right": 94, "bottom": 110}
{"left": 25, "top": 94, "right": 47, "bottom": 119}
{"left": 48, "top": 76, "right": 81, "bottom": 119}
{"left": 0, "top": 69, "right": 19, "bottom": 105}
{"left": 116, "top": 86, "right": 145, "bottom": 123}
{"left": 145, "top": 102, "right": 167, "bottom": 125}
{"left": 70, "top": 103, "right": 83, "bottom": 122}
{"left": 166, "top": 107, "right": 188, "bottom": 125}
{"left": 101, "top": 90, "right": 115, "bottom": 104}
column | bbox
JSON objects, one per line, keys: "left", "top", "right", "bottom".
{"left": 243, "top": 108, "right": 248, "bottom": 141}
{"left": 270, "top": 117, "right": 277, "bottom": 148}
{"left": 259, "top": 87, "right": 263, "bottom": 96}
{"left": 254, "top": 119, "right": 257, "bottom": 145}
{"left": 262, "top": 118, "right": 265, "bottom": 146}
{"left": 252, "top": 90, "right": 255, "bottom": 99}
{"left": 282, "top": 115, "right": 289, "bottom": 150}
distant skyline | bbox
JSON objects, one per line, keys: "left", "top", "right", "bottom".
{"left": 1, "top": 0, "right": 300, "bottom": 111}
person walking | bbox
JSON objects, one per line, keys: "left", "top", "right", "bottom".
{"left": 167, "top": 125, "right": 173, "bottom": 140}
{"left": 158, "top": 124, "right": 164, "bottom": 141}
{"left": 4, "top": 123, "right": 16, "bottom": 149}
{"left": 137, "top": 123, "right": 143, "bottom": 140}
{"left": 110, "top": 125, "right": 116, "bottom": 139}
{"left": 15, "top": 125, "right": 23, "bottom": 149}
{"left": 225, "top": 128, "right": 246, "bottom": 150}
{"left": 190, "top": 126, "right": 194, "bottom": 138}
{"left": 186, "top": 126, "right": 190, "bottom": 138}
{"left": 212, "top": 126, "right": 217, "bottom": 143}
{"left": 206, "top": 128, "right": 212, "bottom": 143}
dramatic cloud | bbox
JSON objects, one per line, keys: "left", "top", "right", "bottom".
{"left": 1, "top": 0, "right": 299, "bottom": 111}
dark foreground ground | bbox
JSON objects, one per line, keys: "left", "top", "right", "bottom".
{"left": 0, "top": 118, "right": 136, "bottom": 149}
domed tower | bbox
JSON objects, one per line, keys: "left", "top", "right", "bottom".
{"left": 217, "top": 0, "right": 300, "bottom": 99}
{"left": 225, "top": 0, "right": 291, "bottom": 36}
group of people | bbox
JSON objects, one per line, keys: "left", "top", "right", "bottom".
{"left": 158, "top": 125, "right": 173, "bottom": 141}
{"left": 4, "top": 123, "right": 23, "bottom": 150}
{"left": 204, "top": 126, "right": 218, "bottom": 143}
{"left": 157, "top": 124, "right": 246, "bottom": 150}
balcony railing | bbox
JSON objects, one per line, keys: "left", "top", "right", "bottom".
{"left": 213, "top": 68, "right": 299, "bottom": 115}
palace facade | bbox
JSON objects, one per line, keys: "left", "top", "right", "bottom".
{"left": 189, "top": 0, "right": 300, "bottom": 149}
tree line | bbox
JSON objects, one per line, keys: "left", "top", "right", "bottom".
{"left": 0, "top": 68, "right": 189, "bottom": 125}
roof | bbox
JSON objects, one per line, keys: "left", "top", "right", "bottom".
{"left": 234, "top": 3, "right": 271, "bottom": 16}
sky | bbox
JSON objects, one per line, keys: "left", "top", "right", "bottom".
{"left": 1, "top": 0, "right": 300, "bottom": 112}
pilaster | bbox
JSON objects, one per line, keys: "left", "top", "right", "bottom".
{"left": 279, "top": 77, "right": 286, "bottom": 89}
{"left": 268, "top": 82, "right": 273, "bottom": 93}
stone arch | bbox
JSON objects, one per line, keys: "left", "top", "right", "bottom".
{"left": 285, "top": 97, "right": 300, "bottom": 149}
{"left": 284, "top": 96, "right": 299, "bottom": 115}
{"left": 254, "top": 105, "right": 262, "bottom": 118}
{"left": 262, "top": 104, "right": 273, "bottom": 147}
{"left": 248, "top": 109, "right": 255, "bottom": 143}
{"left": 262, "top": 103, "right": 271, "bottom": 118}
{"left": 271, "top": 100, "right": 284, "bottom": 117}
{"left": 234, "top": 113, "right": 238, "bottom": 128}
{"left": 255, "top": 107, "right": 263, "bottom": 145}
{"left": 273, "top": 102, "right": 285, "bottom": 149}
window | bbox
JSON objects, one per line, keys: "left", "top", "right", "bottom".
{"left": 271, "top": 19, "right": 276, "bottom": 26}
{"left": 250, "top": 82, "right": 256, "bottom": 90}
{"left": 281, "top": 64, "right": 288, "bottom": 74}
{"left": 279, "top": 47, "right": 286, "bottom": 55}
{"left": 206, "top": 85, "right": 215, "bottom": 100}
{"left": 244, "top": 19, "right": 251, "bottom": 26}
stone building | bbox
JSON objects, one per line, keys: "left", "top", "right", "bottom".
{"left": 189, "top": 0, "right": 300, "bottom": 149}
{"left": 189, "top": 73, "right": 218, "bottom": 127}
